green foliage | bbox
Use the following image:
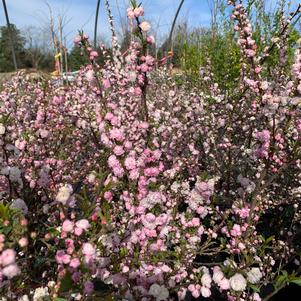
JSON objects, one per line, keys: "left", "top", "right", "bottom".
{"left": 0, "top": 203, "right": 27, "bottom": 250}
{"left": 0, "top": 24, "right": 55, "bottom": 72}
{"left": 68, "top": 45, "right": 111, "bottom": 71}
{"left": 251, "top": 0, "right": 300, "bottom": 77}
{"left": 68, "top": 46, "right": 89, "bottom": 71}
{"left": 273, "top": 270, "right": 301, "bottom": 293}
{"left": 160, "top": 0, "right": 300, "bottom": 90}
{"left": 290, "top": 278, "right": 301, "bottom": 286}
{"left": 59, "top": 271, "right": 73, "bottom": 293}
{"left": 168, "top": 23, "right": 240, "bottom": 91}
{"left": 0, "top": 24, "right": 26, "bottom": 72}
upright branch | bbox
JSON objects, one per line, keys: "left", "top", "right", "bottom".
{"left": 259, "top": 3, "right": 301, "bottom": 64}
{"left": 127, "top": 1, "right": 155, "bottom": 123}
{"left": 104, "top": 0, "right": 122, "bottom": 67}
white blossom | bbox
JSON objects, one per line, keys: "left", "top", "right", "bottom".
{"left": 201, "top": 273, "right": 212, "bottom": 288}
{"left": 56, "top": 185, "right": 72, "bottom": 205}
{"left": 33, "top": 287, "right": 49, "bottom": 301}
{"left": 0, "top": 123, "right": 6, "bottom": 135}
{"left": 229, "top": 273, "right": 247, "bottom": 291}
{"left": 85, "top": 70, "right": 95, "bottom": 82}
{"left": 213, "top": 270, "right": 225, "bottom": 283}
{"left": 140, "top": 192, "right": 165, "bottom": 210}
{"left": 247, "top": 267, "right": 262, "bottom": 284}
{"left": 18, "top": 296, "right": 29, "bottom": 301}
{"left": 149, "top": 284, "right": 169, "bottom": 301}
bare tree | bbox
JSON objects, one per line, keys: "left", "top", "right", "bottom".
{"left": 43, "top": 2, "right": 71, "bottom": 74}
{"left": 23, "top": 26, "right": 52, "bottom": 69}
{"left": 207, "top": 0, "right": 222, "bottom": 39}
{"left": 58, "top": 15, "right": 64, "bottom": 74}
{"left": 45, "top": 2, "right": 59, "bottom": 55}
{"left": 64, "top": 36, "right": 68, "bottom": 72}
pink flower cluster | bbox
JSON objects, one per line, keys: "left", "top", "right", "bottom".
{"left": 0, "top": 249, "right": 20, "bottom": 280}
{"left": 0, "top": 0, "right": 300, "bottom": 300}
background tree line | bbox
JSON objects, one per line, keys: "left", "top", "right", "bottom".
{"left": 0, "top": 0, "right": 300, "bottom": 86}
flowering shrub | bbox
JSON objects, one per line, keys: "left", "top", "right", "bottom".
{"left": 0, "top": 0, "right": 301, "bottom": 300}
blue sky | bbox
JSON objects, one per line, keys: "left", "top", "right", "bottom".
{"left": 0, "top": 0, "right": 215, "bottom": 46}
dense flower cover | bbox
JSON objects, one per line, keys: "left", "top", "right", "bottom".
{"left": 0, "top": 0, "right": 301, "bottom": 300}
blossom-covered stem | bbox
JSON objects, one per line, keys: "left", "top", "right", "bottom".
{"left": 246, "top": 169, "right": 267, "bottom": 227}
{"left": 104, "top": 0, "right": 122, "bottom": 63}
{"left": 247, "top": 142, "right": 300, "bottom": 229}
{"left": 135, "top": 16, "right": 149, "bottom": 122}
{"left": 260, "top": 3, "right": 301, "bottom": 65}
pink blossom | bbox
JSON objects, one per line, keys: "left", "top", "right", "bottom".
{"left": 70, "top": 258, "right": 81, "bottom": 269}
{"left": 18, "top": 237, "right": 28, "bottom": 248}
{"left": 104, "top": 191, "right": 113, "bottom": 201}
{"left": 141, "top": 213, "right": 157, "bottom": 229}
{"left": 75, "top": 219, "right": 90, "bottom": 230}
{"left": 2, "top": 264, "right": 20, "bottom": 279}
{"left": 74, "top": 227, "right": 83, "bottom": 236}
{"left": 102, "top": 78, "right": 111, "bottom": 90}
{"left": 113, "top": 145, "right": 124, "bottom": 156}
{"left": 124, "top": 156, "right": 136, "bottom": 170}
{"left": 127, "top": 8, "right": 135, "bottom": 19}
{"left": 62, "top": 220, "right": 74, "bottom": 233}
{"left": 110, "top": 128, "right": 124, "bottom": 141}
{"left": 139, "top": 21, "right": 151, "bottom": 32}
{"left": 192, "top": 288, "right": 200, "bottom": 298}
{"left": 74, "top": 35, "right": 81, "bottom": 44}
{"left": 201, "top": 286, "right": 211, "bottom": 298}
{"left": 256, "top": 130, "right": 270, "bottom": 143}
{"left": 230, "top": 224, "right": 242, "bottom": 237}
{"left": 90, "top": 51, "right": 98, "bottom": 59}
{"left": 134, "top": 7, "right": 144, "bottom": 17}
{"left": 108, "top": 155, "right": 119, "bottom": 168}
{"left": 55, "top": 250, "right": 66, "bottom": 264}
{"left": 219, "top": 278, "right": 230, "bottom": 290}
{"left": 1, "top": 249, "right": 16, "bottom": 266}
{"left": 82, "top": 243, "right": 96, "bottom": 256}
{"left": 147, "top": 35, "right": 155, "bottom": 45}
{"left": 113, "top": 166, "right": 125, "bottom": 177}
{"left": 86, "top": 70, "right": 95, "bottom": 82}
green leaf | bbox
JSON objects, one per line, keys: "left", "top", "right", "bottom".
{"left": 290, "top": 278, "right": 301, "bottom": 286}
{"left": 59, "top": 272, "right": 73, "bottom": 293}
{"left": 274, "top": 273, "right": 288, "bottom": 289}
{"left": 265, "top": 235, "right": 274, "bottom": 245}
{"left": 0, "top": 204, "right": 10, "bottom": 219}
{"left": 56, "top": 298, "right": 68, "bottom": 301}
{"left": 130, "top": 0, "right": 137, "bottom": 8}
{"left": 249, "top": 284, "right": 260, "bottom": 293}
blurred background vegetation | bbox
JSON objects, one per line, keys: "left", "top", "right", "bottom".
{"left": 0, "top": 0, "right": 300, "bottom": 89}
